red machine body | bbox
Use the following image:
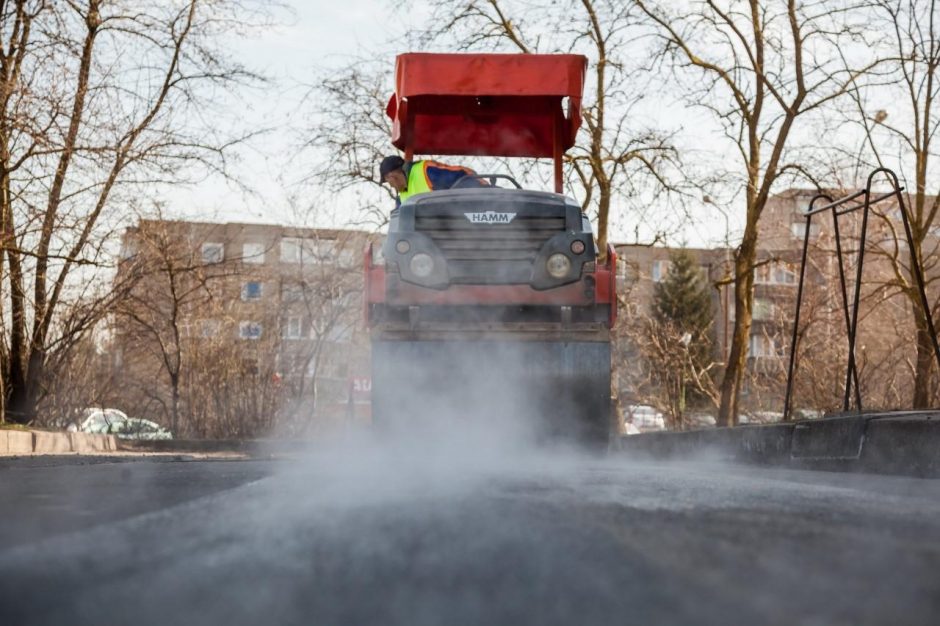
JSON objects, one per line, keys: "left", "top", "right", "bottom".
{"left": 387, "top": 53, "right": 583, "bottom": 193}
{"left": 365, "top": 243, "right": 617, "bottom": 325}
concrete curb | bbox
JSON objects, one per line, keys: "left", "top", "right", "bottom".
{"left": 0, "top": 430, "right": 117, "bottom": 456}
{"left": 32, "top": 431, "right": 72, "bottom": 454}
{"left": 68, "top": 432, "right": 117, "bottom": 453}
{"left": 615, "top": 410, "right": 940, "bottom": 478}
{"left": 0, "top": 430, "right": 34, "bottom": 455}
{"left": 0, "top": 431, "right": 296, "bottom": 457}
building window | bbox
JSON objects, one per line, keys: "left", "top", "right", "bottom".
{"left": 241, "top": 281, "right": 263, "bottom": 301}
{"left": 755, "top": 261, "right": 797, "bottom": 285}
{"left": 284, "top": 316, "right": 303, "bottom": 339}
{"left": 651, "top": 260, "right": 671, "bottom": 282}
{"left": 338, "top": 246, "right": 356, "bottom": 267}
{"left": 239, "top": 321, "right": 262, "bottom": 340}
{"left": 281, "top": 282, "right": 304, "bottom": 302}
{"left": 748, "top": 334, "right": 782, "bottom": 358}
{"left": 325, "top": 323, "right": 353, "bottom": 343}
{"left": 791, "top": 221, "right": 819, "bottom": 240}
{"left": 242, "top": 242, "right": 265, "bottom": 264}
{"left": 317, "top": 239, "right": 336, "bottom": 259}
{"left": 201, "top": 242, "right": 224, "bottom": 264}
{"left": 281, "top": 237, "right": 333, "bottom": 264}
{"left": 753, "top": 298, "right": 775, "bottom": 321}
{"left": 773, "top": 264, "right": 797, "bottom": 285}
{"left": 281, "top": 237, "right": 302, "bottom": 263}
{"left": 199, "top": 319, "right": 220, "bottom": 338}
{"left": 795, "top": 197, "right": 813, "bottom": 214}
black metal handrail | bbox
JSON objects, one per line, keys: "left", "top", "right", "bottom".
{"left": 783, "top": 167, "right": 940, "bottom": 419}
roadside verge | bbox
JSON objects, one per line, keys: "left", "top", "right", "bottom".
{"left": 0, "top": 429, "right": 117, "bottom": 456}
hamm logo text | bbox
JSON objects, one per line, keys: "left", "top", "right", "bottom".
{"left": 464, "top": 211, "right": 517, "bottom": 224}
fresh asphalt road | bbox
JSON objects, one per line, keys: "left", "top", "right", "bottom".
{"left": 1, "top": 441, "right": 939, "bottom": 626}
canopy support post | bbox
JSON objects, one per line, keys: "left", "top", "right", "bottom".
{"left": 553, "top": 110, "right": 563, "bottom": 194}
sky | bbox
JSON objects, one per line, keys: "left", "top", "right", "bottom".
{"left": 167, "top": 0, "right": 401, "bottom": 227}
{"left": 166, "top": 0, "right": 716, "bottom": 246}
{"left": 164, "top": 0, "right": 734, "bottom": 247}
{"left": 162, "top": 0, "right": 901, "bottom": 249}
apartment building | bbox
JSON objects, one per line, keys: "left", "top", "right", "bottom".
{"left": 613, "top": 188, "right": 929, "bottom": 415}
{"left": 112, "top": 219, "right": 377, "bottom": 436}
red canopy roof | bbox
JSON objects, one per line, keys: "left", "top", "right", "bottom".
{"left": 386, "top": 53, "right": 586, "bottom": 159}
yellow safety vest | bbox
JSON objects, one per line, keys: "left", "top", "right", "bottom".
{"left": 399, "top": 161, "right": 432, "bottom": 203}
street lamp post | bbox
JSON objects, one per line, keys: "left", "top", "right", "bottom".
{"left": 678, "top": 332, "right": 692, "bottom": 429}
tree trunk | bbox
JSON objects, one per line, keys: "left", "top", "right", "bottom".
{"left": 3, "top": 190, "right": 28, "bottom": 423}
{"left": 717, "top": 231, "right": 757, "bottom": 427}
{"left": 7, "top": 362, "right": 39, "bottom": 425}
{"left": 170, "top": 372, "right": 180, "bottom": 435}
{"left": 596, "top": 181, "right": 611, "bottom": 263}
{"left": 912, "top": 303, "right": 936, "bottom": 408}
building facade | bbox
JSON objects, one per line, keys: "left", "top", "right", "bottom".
{"left": 614, "top": 188, "right": 931, "bottom": 421}
{"left": 112, "top": 219, "right": 376, "bottom": 437}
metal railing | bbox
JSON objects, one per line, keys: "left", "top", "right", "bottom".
{"left": 783, "top": 168, "right": 940, "bottom": 419}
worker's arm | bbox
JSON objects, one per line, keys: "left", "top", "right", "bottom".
{"left": 425, "top": 162, "right": 482, "bottom": 190}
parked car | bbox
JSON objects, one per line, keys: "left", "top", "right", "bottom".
{"left": 625, "top": 404, "right": 666, "bottom": 432}
{"left": 687, "top": 412, "right": 717, "bottom": 428}
{"left": 740, "top": 411, "right": 784, "bottom": 424}
{"left": 110, "top": 418, "right": 173, "bottom": 441}
{"left": 68, "top": 408, "right": 173, "bottom": 440}
{"left": 68, "top": 408, "right": 130, "bottom": 434}
{"left": 622, "top": 421, "right": 641, "bottom": 436}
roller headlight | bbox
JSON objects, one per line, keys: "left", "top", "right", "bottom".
{"left": 410, "top": 253, "right": 434, "bottom": 278}
{"left": 546, "top": 253, "right": 572, "bottom": 278}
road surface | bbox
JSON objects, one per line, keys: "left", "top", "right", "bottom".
{"left": 1, "top": 440, "right": 938, "bottom": 626}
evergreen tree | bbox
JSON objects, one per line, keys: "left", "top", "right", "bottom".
{"left": 653, "top": 249, "right": 714, "bottom": 362}
{"left": 651, "top": 249, "right": 715, "bottom": 420}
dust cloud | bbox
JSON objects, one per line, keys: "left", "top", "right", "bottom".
{"left": 270, "top": 336, "right": 601, "bottom": 515}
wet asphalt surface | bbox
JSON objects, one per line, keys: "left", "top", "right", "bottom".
{"left": 1, "top": 444, "right": 939, "bottom": 626}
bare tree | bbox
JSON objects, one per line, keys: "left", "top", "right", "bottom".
{"left": 634, "top": 0, "right": 878, "bottom": 425}
{"left": 831, "top": 0, "right": 940, "bottom": 407}
{"left": 297, "top": 61, "right": 398, "bottom": 228}
{"left": 0, "top": 0, "right": 267, "bottom": 424}
{"left": 620, "top": 314, "right": 722, "bottom": 429}
{"left": 299, "top": 1, "right": 685, "bottom": 248}
{"left": 33, "top": 323, "right": 120, "bottom": 429}
{"left": 115, "top": 219, "right": 248, "bottom": 434}
{"left": 413, "top": 0, "right": 685, "bottom": 257}
{"left": 183, "top": 330, "right": 283, "bottom": 439}
{"left": 276, "top": 233, "right": 365, "bottom": 431}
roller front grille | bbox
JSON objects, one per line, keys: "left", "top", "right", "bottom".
{"left": 414, "top": 214, "right": 566, "bottom": 283}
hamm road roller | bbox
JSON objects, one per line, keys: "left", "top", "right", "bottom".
{"left": 364, "top": 53, "right": 617, "bottom": 445}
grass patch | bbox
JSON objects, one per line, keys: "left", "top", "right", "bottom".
{"left": 0, "top": 423, "right": 31, "bottom": 431}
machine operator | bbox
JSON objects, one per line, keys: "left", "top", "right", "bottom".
{"left": 379, "top": 155, "right": 482, "bottom": 207}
